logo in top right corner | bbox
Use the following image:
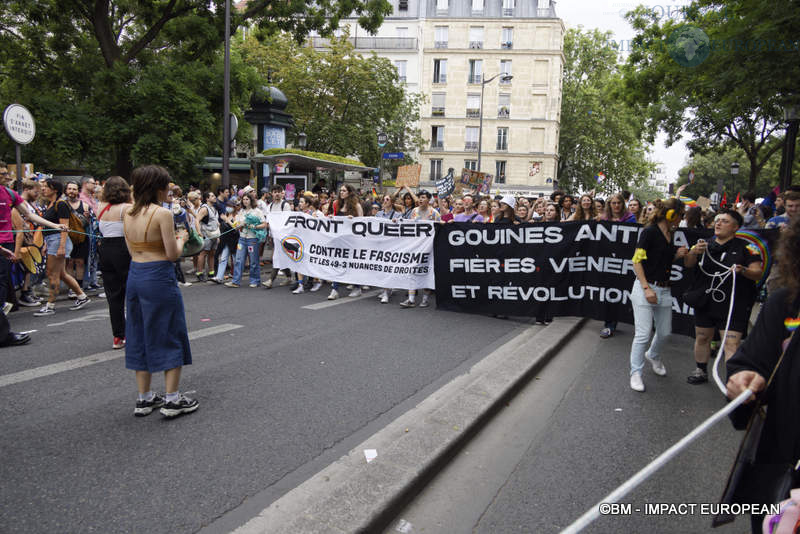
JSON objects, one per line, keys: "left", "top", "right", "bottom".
{"left": 668, "top": 25, "right": 711, "bottom": 67}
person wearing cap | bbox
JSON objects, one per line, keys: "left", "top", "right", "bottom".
{"left": 494, "top": 196, "right": 516, "bottom": 224}
{"left": 400, "top": 190, "right": 440, "bottom": 309}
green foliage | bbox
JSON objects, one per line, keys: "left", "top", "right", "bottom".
{"left": 238, "top": 33, "right": 424, "bottom": 168}
{"left": 621, "top": 1, "right": 799, "bottom": 191}
{"left": 558, "top": 28, "right": 655, "bottom": 194}
{"left": 0, "top": 0, "right": 391, "bottom": 179}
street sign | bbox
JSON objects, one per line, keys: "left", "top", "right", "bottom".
{"left": 3, "top": 104, "right": 35, "bottom": 145}
{"left": 377, "top": 132, "right": 388, "bottom": 147}
{"left": 230, "top": 114, "right": 238, "bottom": 139}
{"left": 382, "top": 152, "right": 404, "bottom": 159}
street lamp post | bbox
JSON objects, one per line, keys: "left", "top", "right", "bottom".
{"left": 730, "top": 161, "right": 740, "bottom": 197}
{"left": 477, "top": 73, "right": 513, "bottom": 173}
{"left": 780, "top": 104, "right": 799, "bottom": 192}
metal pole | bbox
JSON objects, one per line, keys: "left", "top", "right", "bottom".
{"left": 782, "top": 120, "right": 799, "bottom": 191}
{"left": 477, "top": 74, "right": 485, "bottom": 172}
{"left": 380, "top": 147, "right": 385, "bottom": 194}
{"left": 15, "top": 144, "right": 22, "bottom": 193}
{"left": 222, "top": 0, "right": 232, "bottom": 189}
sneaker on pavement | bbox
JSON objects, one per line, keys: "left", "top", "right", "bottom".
{"left": 249, "top": 283, "right": 259, "bottom": 288}
{"left": 69, "top": 296, "right": 90, "bottom": 310}
{"left": 224, "top": 281, "right": 239, "bottom": 288}
{"left": 419, "top": 298, "right": 430, "bottom": 308}
{"left": 33, "top": 304, "right": 55, "bottom": 317}
{"left": 630, "top": 372, "right": 645, "bottom": 392}
{"left": 327, "top": 289, "right": 339, "bottom": 300}
{"left": 2, "top": 302, "right": 12, "bottom": 315}
{"left": 179, "top": 281, "right": 192, "bottom": 287}
{"left": 19, "top": 293, "right": 41, "bottom": 307}
{"left": 361, "top": 285, "right": 370, "bottom": 290}
{"left": 262, "top": 279, "right": 273, "bottom": 289}
{"left": 348, "top": 288, "right": 362, "bottom": 297}
{"left": 687, "top": 367, "right": 708, "bottom": 384}
{"left": 400, "top": 299, "right": 416, "bottom": 308}
{"left": 67, "top": 290, "right": 77, "bottom": 299}
{"left": 599, "top": 327, "right": 613, "bottom": 338}
{"left": 160, "top": 394, "right": 199, "bottom": 418}
{"left": 98, "top": 292, "right": 106, "bottom": 299}
{"left": 208, "top": 278, "right": 221, "bottom": 284}
{"left": 293, "top": 285, "right": 305, "bottom": 294}
{"left": 310, "top": 282, "right": 322, "bottom": 292}
{"left": 380, "top": 292, "right": 389, "bottom": 304}
{"left": 134, "top": 394, "right": 165, "bottom": 417}
{"left": 113, "top": 337, "right": 126, "bottom": 350}
{"left": 646, "top": 353, "right": 667, "bottom": 376}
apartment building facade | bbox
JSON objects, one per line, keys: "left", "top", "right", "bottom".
{"left": 319, "top": 0, "right": 564, "bottom": 195}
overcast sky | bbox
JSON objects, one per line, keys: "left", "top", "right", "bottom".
{"left": 557, "top": 0, "right": 693, "bottom": 183}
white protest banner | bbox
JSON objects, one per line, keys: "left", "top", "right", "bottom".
{"left": 268, "top": 213, "right": 436, "bottom": 290}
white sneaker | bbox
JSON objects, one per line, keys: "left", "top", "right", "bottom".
{"left": 630, "top": 372, "right": 645, "bottom": 392}
{"left": 310, "top": 282, "right": 322, "bottom": 292}
{"left": 292, "top": 285, "right": 305, "bottom": 294}
{"left": 380, "top": 291, "right": 389, "bottom": 304}
{"left": 361, "top": 285, "right": 370, "bottom": 290}
{"left": 419, "top": 298, "right": 429, "bottom": 308}
{"left": 262, "top": 279, "right": 273, "bottom": 289}
{"left": 348, "top": 288, "right": 362, "bottom": 297}
{"left": 179, "top": 281, "right": 192, "bottom": 287}
{"left": 327, "top": 289, "right": 339, "bottom": 300}
{"left": 646, "top": 353, "right": 667, "bottom": 376}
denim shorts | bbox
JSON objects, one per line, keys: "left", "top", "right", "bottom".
{"left": 44, "top": 233, "right": 73, "bottom": 258}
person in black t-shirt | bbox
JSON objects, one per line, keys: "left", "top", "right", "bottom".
{"left": 683, "top": 209, "right": 763, "bottom": 384}
{"left": 628, "top": 197, "right": 688, "bottom": 392}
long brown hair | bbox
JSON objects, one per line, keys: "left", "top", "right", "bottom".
{"left": 573, "top": 194, "right": 596, "bottom": 221}
{"left": 777, "top": 215, "right": 800, "bottom": 302}
{"left": 129, "top": 165, "right": 170, "bottom": 216}
{"left": 334, "top": 184, "right": 360, "bottom": 215}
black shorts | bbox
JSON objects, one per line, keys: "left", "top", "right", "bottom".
{"left": 70, "top": 238, "right": 90, "bottom": 261}
{"left": 694, "top": 303, "right": 751, "bottom": 333}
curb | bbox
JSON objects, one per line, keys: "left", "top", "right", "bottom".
{"left": 231, "top": 317, "right": 588, "bottom": 534}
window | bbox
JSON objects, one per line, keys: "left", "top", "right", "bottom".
{"left": 498, "top": 93, "right": 510, "bottom": 118}
{"left": 496, "top": 161, "right": 507, "bottom": 183}
{"left": 464, "top": 160, "right": 478, "bottom": 171}
{"left": 502, "top": 0, "right": 515, "bottom": 16}
{"left": 435, "top": 26, "right": 449, "bottom": 48}
{"left": 398, "top": 0, "right": 409, "bottom": 10}
{"left": 465, "top": 127, "right": 479, "bottom": 151}
{"left": 430, "top": 159, "right": 443, "bottom": 180}
{"left": 397, "top": 27, "right": 408, "bottom": 38}
{"left": 433, "top": 59, "right": 447, "bottom": 83}
{"left": 500, "top": 60, "right": 512, "bottom": 83}
{"left": 394, "top": 60, "right": 407, "bottom": 83}
{"left": 497, "top": 127, "right": 508, "bottom": 150}
{"left": 466, "top": 93, "right": 481, "bottom": 118}
{"left": 432, "top": 93, "right": 446, "bottom": 116}
{"left": 502, "top": 27, "right": 513, "bottom": 48}
{"left": 436, "top": 0, "right": 448, "bottom": 12}
{"left": 468, "top": 59, "right": 483, "bottom": 84}
{"left": 469, "top": 27, "right": 484, "bottom": 49}
{"left": 431, "top": 126, "right": 445, "bottom": 149}
{"left": 472, "top": 0, "right": 484, "bottom": 13}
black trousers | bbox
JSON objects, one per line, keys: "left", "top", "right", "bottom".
{"left": 97, "top": 237, "right": 131, "bottom": 339}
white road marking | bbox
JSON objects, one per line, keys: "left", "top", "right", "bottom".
{"left": 0, "top": 323, "right": 243, "bottom": 388}
{"left": 302, "top": 290, "right": 380, "bottom": 310}
{"left": 48, "top": 311, "right": 110, "bottom": 327}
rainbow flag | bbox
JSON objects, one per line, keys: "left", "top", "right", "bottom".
{"left": 679, "top": 196, "right": 697, "bottom": 208}
{"left": 595, "top": 171, "right": 605, "bottom": 183}
{"left": 735, "top": 229, "right": 771, "bottom": 287}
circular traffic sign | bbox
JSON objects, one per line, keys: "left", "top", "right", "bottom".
{"left": 377, "top": 132, "right": 388, "bottom": 147}
{"left": 3, "top": 104, "right": 36, "bottom": 145}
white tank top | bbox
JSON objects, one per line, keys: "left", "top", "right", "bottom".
{"left": 98, "top": 204, "right": 125, "bottom": 238}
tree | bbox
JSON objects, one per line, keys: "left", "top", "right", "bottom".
{"left": 557, "top": 28, "right": 655, "bottom": 193}
{"left": 238, "top": 32, "right": 424, "bottom": 168}
{"left": 621, "top": 1, "right": 799, "bottom": 191}
{"left": 0, "top": 0, "right": 392, "bottom": 178}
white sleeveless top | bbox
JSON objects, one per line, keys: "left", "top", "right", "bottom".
{"left": 98, "top": 204, "right": 125, "bottom": 238}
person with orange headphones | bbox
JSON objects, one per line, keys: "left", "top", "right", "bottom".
{"left": 628, "top": 197, "right": 688, "bottom": 392}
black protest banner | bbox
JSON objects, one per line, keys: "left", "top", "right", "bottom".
{"left": 434, "top": 221, "right": 777, "bottom": 337}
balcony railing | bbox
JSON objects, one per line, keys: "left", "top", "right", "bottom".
{"left": 468, "top": 74, "right": 482, "bottom": 84}
{"left": 496, "top": 143, "right": 508, "bottom": 151}
{"left": 432, "top": 107, "right": 445, "bottom": 117}
{"left": 501, "top": 41, "right": 513, "bottom": 49}
{"left": 503, "top": 7, "right": 514, "bottom": 16}
{"left": 466, "top": 108, "right": 481, "bottom": 118}
{"left": 498, "top": 107, "right": 510, "bottom": 118}
{"left": 433, "top": 74, "right": 447, "bottom": 83}
{"left": 469, "top": 41, "right": 483, "bottom": 49}
{"left": 536, "top": 7, "right": 557, "bottom": 17}
{"left": 429, "top": 143, "right": 445, "bottom": 151}
{"left": 434, "top": 41, "right": 448, "bottom": 48}
{"left": 464, "top": 142, "right": 479, "bottom": 151}
{"left": 311, "top": 37, "right": 418, "bottom": 50}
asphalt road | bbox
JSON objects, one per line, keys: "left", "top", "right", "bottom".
{"left": 0, "top": 268, "right": 527, "bottom": 534}
{"left": 387, "top": 320, "right": 745, "bottom": 534}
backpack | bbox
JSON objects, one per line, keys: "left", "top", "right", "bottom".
{"left": 57, "top": 200, "right": 87, "bottom": 244}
